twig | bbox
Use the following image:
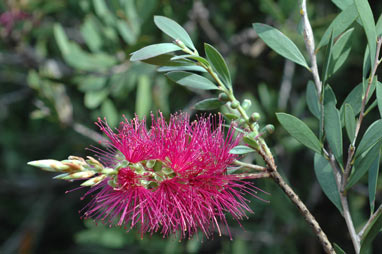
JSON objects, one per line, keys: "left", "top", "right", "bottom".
{"left": 235, "top": 172, "right": 270, "bottom": 179}
{"left": 233, "top": 160, "right": 267, "bottom": 171}
{"left": 179, "top": 27, "right": 335, "bottom": 254}
{"left": 258, "top": 149, "right": 335, "bottom": 254}
{"left": 358, "top": 204, "right": 382, "bottom": 238}
{"left": 300, "top": 0, "right": 322, "bottom": 95}
{"left": 342, "top": 37, "right": 382, "bottom": 192}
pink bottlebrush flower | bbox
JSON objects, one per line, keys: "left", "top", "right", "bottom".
{"left": 81, "top": 112, "right": 260, "bottom": 239}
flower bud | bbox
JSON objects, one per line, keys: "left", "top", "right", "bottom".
{"left": 27, "top": 159, "right": 70, "bottom": 172}
{"left": 64, "top": 171, "right": 96, "bottom": 180}
{"left": 218, "top": 93, "right": 229, "bottom": 102}
{"left": 86, "top": 156, "right": 104, "bottom": 171}
{"left": 250, "top": 112, "right": 260, "bottom": 122}
{"left": 230, "top": 100, "right": 240, "bottom": 109}
{"left": 81, "top": 175, "right": 107, "bottom": 187}
{"left": 242, "top": 99, "right": 252, "bottom": 110}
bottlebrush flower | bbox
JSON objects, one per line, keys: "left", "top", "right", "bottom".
{"left": 30, "top": 112, "right": 262, "bottom": 239}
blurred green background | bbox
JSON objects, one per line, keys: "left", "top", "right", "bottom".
{"left": 1, "top": 0, "right": 382, "bottom": 253}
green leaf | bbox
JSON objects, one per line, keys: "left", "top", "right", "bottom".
{"left": 360, "top": 206, "right": 382, "bottom": 254}
{"left": 322, "top": 30, "right": 335, "bottom": 86}
{"left": 328, "top": 28, "right": 354, "bottom": 76}
{"left": 333, "top": 243, "right": 347, "bottom": 254}
{"left": 341, "top": 83, "right": 363, "bottom": 114}
{"left": 347, "top": 142, "right": 381, "bottom": 189}
{"left": 344, "top": 104, "right": 356, "bottom": 142}
{"left": 157, "top": 65, "right": 206, "bottom": 73}
{"left": 324, "top": 85, "right": 337, "bottom": 106}
{"left": 306, "top": 80, "right": 320, "bottom": 119}
{"left": 154, "top": 16, "right": 195, "bottom": 50}
{"left": 171, "top": 54, "right": 209, "bottom": 66}
{"left": 84, "top": 89, "right": 109, "bottom": 109}
{"left": 368, "top": 151, "right": 380, "bottom": 213}
{"left": 314, "top": 154, "right": 343, "bottom": 213}
{"left": 141, "top": 54, "right": 190, "bottom": 66}
{"left": 253, "top": 23, "right": 309, "bottom": 69}
{"left": 53, "top": 23, "right": 70, "bottom": 55}
{"left": 204, "top": 43, "right": 232, "bottom": 88}
{"left": 135, "top": 75, "right": 151, "bottom": 117}
{"left": 166, "top": 71, "right": 217, "bottom": 90}
{"left": 377, "top": 14, "right": 382, "bottom": 37}
{"left": 276, "top": 113, "right": 322, "bottom": 153}
{"left": 130, "top": 43, "right": 181, "bottom": 61}
{"left": 376, "top": 81, "right": 382, "bottom": 118}
{"left": 101, "top": 99, "right": 118, "bottom": 127}
{"left": 117, "top": 19, "right": 137, "bottom": 45}
{"left": 77, "top": 76, "right": 107, "bottom": 92}
{"left": 194, "top": 98, "right": 223, "bottom": 110}
{"left": 81, "top": 15, "right": 102, "bottom": 52}
{"left": 317, "top": 4, "right": 358, "bottom": 50}
{"left": 229, "top": 145, "right": 256, "bottom": 155}
{"left": 324, "top": 103, "right": 343, "bottom": 165}
{"left": 355, "top": 120, "right": 382, "bottom": 159}
{"left": 331, "top": 0, "right": 352, "bottom": 10}
{"left": 355, "top": 0, "right": 377, "bottom": 68}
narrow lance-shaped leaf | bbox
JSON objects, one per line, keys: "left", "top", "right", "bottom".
{"left": 324, "top": 103, "right": 343, "bottom": 166}
{"left": 355, "top": 119, "right": 382, "bottom": 159}
{"left": 344, "top": 104, "right": 356, "bottom": 142}
{"left": 376, "top": 81, "right": 382, "bottom": 118}
{"left": 166, "top": 71, "right": 218, "bottom": 90}
{"left": 53, "top": 23, "right": 70, "bottom": 55}
{"left": 368, "top": 151, "right": 380, "bottom": 214}
{"left": 347, "top": 142, "right": 381, "bottom": 189}
{"left": 355, "top": 0, "right": 377, "bottom": 68}
{"left": 253, "top": 23, "right": 309, "bottom": 69}
{"left": 154, "top": 16, "right": 195, "bottom": 50}
{"left": 328, "top": 28, "right": 354, "bottom": 77}
{"left": 341, "top": 83, "right": 362, "bottom": 115}
{"left": 276, "top": 113, "right": 322, "bottom": 153}
{"left": 130, "top": 43, "right": 181, "bottom": 61}
{"left": 229, "top": 145, "right": 256, "bottom": 155}
{"left": 321, "top": 30, "right": 335, "bottom": 86}
{"left": 317, "top": 3, "right": 358, "bottom": 50}
{"left": 194, "top": 98, "right": 223, "bottom": 111}
{"left": 331, "top": 0, "right": 353, "bottom": 10}
{"left": 157, "top": 66, "right": 206, "bottom": 73}
{"left": 204, "top": 43, "right": 232, "bottom": 88}
{"left": 314, "top": 154, "right": 343, "bottom": 213}
{"left": 306, "top": 80, "right": 320, "bottom": 119}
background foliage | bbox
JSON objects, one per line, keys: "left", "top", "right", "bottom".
{"left": 1, "top": 0, "right": 382, "bottom": 253}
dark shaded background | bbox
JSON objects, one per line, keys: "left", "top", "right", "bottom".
{"left": 1, "top": 0, "right": 382, "bottom": 253}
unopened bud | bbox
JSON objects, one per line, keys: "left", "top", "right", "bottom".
{"left": 53, "top": 173, "right": 69, "bottom": 179}
{"left": 101, "top": 167, "right": 116, "bottom": 175}
{"left": 28, "top": 159, "right": 70, "bottom": 172}
{"left": 250, "top": 112, "right": 261, "bottom": 122}
{"left": 62, "top": 171, "right": 95, "bottom": 180}
{"left": 231, "top": 100, "right": 240, "bottom": 109}
{"left": 146, "top": 160, "right": 156, "bottom": 169}
{"left": 81, "top": 175, "right": 107, "bottom": 187}
{"left": 260, "top": 124, "right": 275, "bottom": 138}
{"left": 86, "top": 156, "right": 104, "bottom": 171}
{"left": 218, "top": 93, "right": 229, "bottom": 102}
{"left": 242, "top": 99, "right": 252, "bottom": 110}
